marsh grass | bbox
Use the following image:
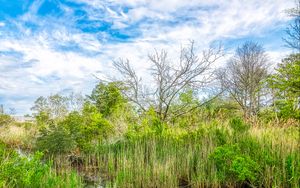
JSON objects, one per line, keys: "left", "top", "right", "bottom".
{"left": 0, "top": 124, "right": 37, "bottom": 149}
{"left": 52, "top": 119, "right": 299, "bottom": 188}
{"left": 1, "top": 118, "right": 299, "bottom": 187}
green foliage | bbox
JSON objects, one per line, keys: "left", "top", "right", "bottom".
{"left": 230, "top": 156, "right": 259, "bottom": 182}
{"left": 197, "top": 97, "right": 240, "bottom": 120}
{"left": 210, "top": 144, "right": 239, "bottom": 179}
{"left": 36, "top": 124, "right": 76, "bottom": 154}
{"left": 0, "top": 142, "right": 82, "bottom": 187}
{"left": 35, "top": 111, "right": 51, "bottom": 126}
{"left": 179, "top": 88, "right": 198, "bottom": 104}
{"left": 143, "top": 107, "right": 165, "bottom": 133}
{"left": 268, "top": 53, "right": 300, "bottom": 120}
{"left": 36, "top": 103, "right": 114, "bottom": 154}
{"left": 210, "top": 144, "right": 260, "bottom": 184}
{"left": 88, "top": 82, "right": 126, "bottom": 117}
{"left": 31, "top": 93, "right": 84, "bottom": 122}
{"left": 82, "top": 103, "right": 114, "bottom": 140}
{"left": 213, "top": 127, "right": 229, "bottom": 146}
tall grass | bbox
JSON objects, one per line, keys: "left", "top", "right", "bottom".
{"left": 64, "top": 119, "right": 299, "bottom": 188}
{"left": 1, "top": 118, "right": 299, "bottom": 187}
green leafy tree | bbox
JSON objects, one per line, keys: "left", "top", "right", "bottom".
{"left": 81, "top": 103, "right": 114, "bottom": 140}
{"left": 88, "top": 82, "right": 126, "bottom": 117}
{"left": 268, "top": 53, "right": 300, "bottom": 120}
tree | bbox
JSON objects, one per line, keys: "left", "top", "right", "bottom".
{"left": 31, "top": 96, "right": 50, "bottom": 117}
{"left": 218, "top": 42, "right": 268, "bottom": 118}
{"left": 268, "top": 53, "right": 300, "bottom": 119}
{"left": 68, "top": 92, "right": 84, "bottom": 112}
{"left": 88, "top": 82, "right": 126, "bottom": 117}
{"left": 283, "top": 0, "right": 300, "bottom": 50}
{"left": 48, "top": 94, "right": 68, "bottom": 118}
{"left": 31, "top": 94, "right": 68, "bottom": 120}
{"left": 112, "top": 41, "right": 223, "bottom": 121}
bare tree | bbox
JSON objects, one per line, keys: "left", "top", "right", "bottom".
{"left": 112, "top": 41, "right": 223, "bottom": 121}
{"left": 283, "top": 0, "right": 300, "bottom": 50}
{"left": 68, "top": 92, "right": 84, "bottom": 112}
{"left": 218, "top": 42, "right": 268, "bottom": 118}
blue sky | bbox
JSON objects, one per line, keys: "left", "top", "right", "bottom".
{"left": 0, "top": 0, "right": 295, "bottom": 115}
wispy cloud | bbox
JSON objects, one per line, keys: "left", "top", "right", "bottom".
{"left": 0, "top": 0, "right": 295, "bottom": 114}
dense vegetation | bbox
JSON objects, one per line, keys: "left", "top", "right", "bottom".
{"left": 0, "top": 2, "right": 299, "bottom": 187}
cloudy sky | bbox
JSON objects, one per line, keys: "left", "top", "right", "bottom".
{"left": 0, "top": 0, "right": 295, "bottom": 115}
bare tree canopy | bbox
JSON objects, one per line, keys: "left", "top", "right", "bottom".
{"left": 112, "top": 41, "right": 223, "bottom": 121}
{"left": 283, "top": 0, "right": 300, "bottom": 50}
{"left": 218, "top": 41, "right": 268, "bottom": 118}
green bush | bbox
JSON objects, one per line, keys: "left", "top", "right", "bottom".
{"left": 36, "top": 104, "right": 114, "bottom": 154}
{"left": 210, "top": 144, "right": 260, "bottom": 185}
{"left": 0, "top": 142, "right": 82, "bottom": 187}
{"left": 210, "top": 144, "right": 239, "bottom": 181}
{"left": 230, "top": 156, "right": 259, "bottom": 182}
{"left": 35, "top": 111, "right": 51, "bottom": 127}
{"left": 36, "top": 124, "right": 76, "bottom": 154}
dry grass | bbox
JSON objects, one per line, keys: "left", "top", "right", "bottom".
{"left": 0, "top": 124, "right": 37, "bottom": 149}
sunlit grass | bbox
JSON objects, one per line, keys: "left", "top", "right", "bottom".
{"left": 0, "top": 124, "right": 37, "bottom": 149}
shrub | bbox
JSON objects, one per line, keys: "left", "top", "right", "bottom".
{"left": 36, "top": 105, "right": 114, "bottom": 154}
{"left": 210, "top": 144, "right": 260, "bottom": 185}
{"left": 230, "top": 156, "right": 259, "bottom": 182}
{"left": 36, "top": 124, "right": 76, "bottom": 154}
{"left": 0, "top": 142, "right": 82, "bottom": 187}
{"left": 81, "top": 103, "right": 114, "bottom": 142}
{"left": 210, "top": 144, "right": 239, "bottom": 181}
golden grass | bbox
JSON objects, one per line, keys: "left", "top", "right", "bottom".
{"left": 0, "top": 124, "right": 37, "bottom": 149}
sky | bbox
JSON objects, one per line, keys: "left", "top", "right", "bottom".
{"left": 0, "top": 0, "right": 295, "bottom": 115}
